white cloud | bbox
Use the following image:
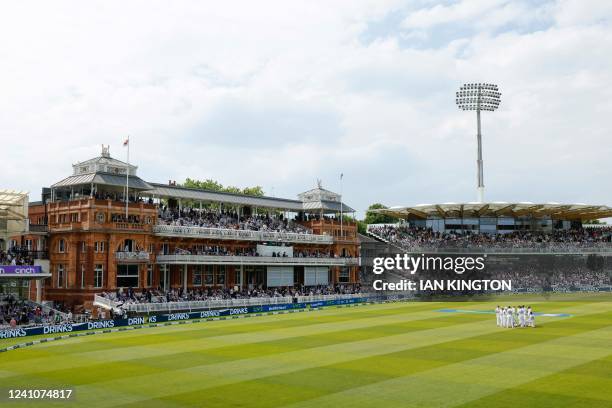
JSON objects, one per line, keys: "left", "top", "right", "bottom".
{"left": 0, "top": 0, "right": 611, "bottom": 217}
{"left": 402, "top": 0, "right": 507, "bottom": 29}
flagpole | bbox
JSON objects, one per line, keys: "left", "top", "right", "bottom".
{"left": 125, "top": 136, "right": 130, "bottom": 218}
{"left": 340, "top": 173, "right": 343, "bottom": 240}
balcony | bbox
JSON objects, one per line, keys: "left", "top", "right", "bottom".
{"left": 155, "top": 254, "right": 358, "bottom": 266}
{"left": 28, "top": 224, "right": 48, "bottom": 233}
{"left": 153, "top": 224, "right": 334, "bottom": 244}
{"left": 114, "top": 222, "right": 147, "bottom": 231}
{"left": 115, "top": 251, "right": 151, "bottom": 263}
{"left": 3, "top": 250, "right": 48, "bottom": 260}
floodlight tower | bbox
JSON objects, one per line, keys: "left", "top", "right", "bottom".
{"left": 456, "top": 83, "right": 501, "bottom": 203}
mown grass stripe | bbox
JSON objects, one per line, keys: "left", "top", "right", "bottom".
{"left": 0, "top": 303, "right": 484, "bottom": 375}
{"left": 3, "top": 315, "right": 483, "bottom": 386}
{"left": 280, "top": 316, "right": 611, "bottom": 407}
{"left": 143, "top": 310, "right": 612, "bottom": 408}
{"left": 37, "top": 302, "right": 604, "bottom": 408}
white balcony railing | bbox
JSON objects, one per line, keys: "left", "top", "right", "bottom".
{"left": 153, "top": 224, "right": 333, "bottom": 244}
{"left": 93, "top": 294, "right": 122, "bottom": 311}
{"left": 117, "top": 293, "right": 365, "bottom": 314}
{"left": 156, "top": 254, "right": 358, "bottom": 266}
{"left": 115, "top": 251, "right": 151, "bottom": 262}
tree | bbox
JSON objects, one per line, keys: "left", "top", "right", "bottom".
{"left": 584, "top": 219, "right": 607, "bottom": 225}
{"left": 182, "top": 178, "right": 264, "bottom": 197}
{"left": 364, "top": 203, "right": 399, "bottom": 225}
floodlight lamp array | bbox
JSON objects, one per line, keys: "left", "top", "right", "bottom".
{"left": 456, "top": 83, "right": 501, "bottom": 111}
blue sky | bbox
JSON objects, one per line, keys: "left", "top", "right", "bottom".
{"left": 0, "top": 0, "right": 611, "bottom": 218}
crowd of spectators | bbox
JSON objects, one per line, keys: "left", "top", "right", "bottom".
{"left": 379, "top": 261, "right": 611, "bottom": 294}
{"left": 171, "top": 246, "right": 346, "bottom": 258}
{"left": 101, "top": 284, "right": 362, "bottom": 307}
{"left": 0, "top": 247, "right": 35, "bottom": 265}
{"left": 158, "top": 207, "right": 312, "bottom": 234}
{"left": 369, "top": 225, "right": 612, "bottom": 251}
{"left": 0, "top": 295, "right": 71, "bottom": 328}
{"left": 492, "top": 266, "right": 612, "bottom": 292}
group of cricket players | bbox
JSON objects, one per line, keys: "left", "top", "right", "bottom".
{"left": 495, "top": 305, "right": 535, "bottom": 328}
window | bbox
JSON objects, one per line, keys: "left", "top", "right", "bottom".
{"left": 81, "top": 264, "right": 85, "bottom": 288}
{"left": 25, "top": 239, "right": 32, "bottom": 250}
{"left": 193, "top": 265, "right": 202, "bottom": 286}
{"left": 96, "top": 212, "right": 105, "bottom": 223}
{"left": 57, "top": 264, "right": 65, "bottom": 288}
{"left": 234, "top": 270, "right": 242, "bottom": 288}
{"left": 148, "top": 243, "right": 154, "bottom": 253}
{"left": 147, "top": 264, "right": 153, "bottom": 287}
{"left": 204, "top": 266, "right": 214, "bottom": 285}
{"left": 338, "top": 268, "right": 350, "bottom": 283}
{"left": 116, "top": 264, "right": 138, "bottom": 287}
{"left": 94, "top": 265, "right": 104, "bottom": 288}
{"left": 71, "top": 213, "right": 79, "bottom": 222}
{"left": 159, "top": 264, "right": 167, "bottom": 289}
{"left": 58, "top": 239, "right": 66, "bottom": 253}
{"left": 216, "top": 266, "right": 226, "bottom": 285}
{"left": 81, "top": 241, "right": 86, "bottom": 253}
{"left": 94, "top": 242, "right": 99, "bottom": 253}
{"left": 100, "top": 242, "right": 105, "bottom": 253}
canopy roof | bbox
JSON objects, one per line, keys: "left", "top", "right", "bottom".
{"left": 0, "top": 190, "right": 28, "bottom": 221}
{"left": 145, "top": 183, "right": 355, "bottom": 213}
{"left": 302, "top": 200, "right": 355, "bottom": 213}
{"left": 146, "top": 183, "right": 304, "bottom": 211}
{"left": 377, "top": 202, "right": 612, "bottom": 221}
{"left": 51, "top": 173, "right": 153, "bottom": 191}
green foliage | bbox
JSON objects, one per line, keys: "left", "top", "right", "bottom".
{"left": 584, "top": 219, "right": 607, "bottom": 225}
{"left": 364, "top": 203, "right": 399, "bottom": 225}
{"left": 183, "top": 178, "right": 264, "bottom": 197}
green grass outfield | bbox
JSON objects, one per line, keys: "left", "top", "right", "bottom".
{"left": 0, "top": 294, "right": 611, "bottom": 408}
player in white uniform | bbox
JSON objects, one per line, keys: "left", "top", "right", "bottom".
{"left": 518, "top": 305, "right": 525, "bottom": 327}
{"left": 495, "top": 306, "right": 501, "bottom": 327}
{"left": 527, "top": 306, "right": 535, "bottom": 327}
{"left": 506, "top": 306, "right": 514, "bottom": 328}
{"left": 501, "top": 307, "right": 507, "bottom": 327}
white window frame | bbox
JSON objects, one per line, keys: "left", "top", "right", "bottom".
{"left": 192, "top": 265, "right": 203, "bottom": 286}
{"left": 57, "top": 264, "right": 65, "bottom": 288}
{"left": 94, "top": 264, "right": 104, "bottom": 288}
{"left": 81, "top": 264, "right": 85, "bottom": 288}
{"left": 147, "top": 264, "right": 153, "bottom": 287}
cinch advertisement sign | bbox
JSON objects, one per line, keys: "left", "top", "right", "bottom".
{"left": 0, "top": 265, "right": 43, "bottom": 275}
